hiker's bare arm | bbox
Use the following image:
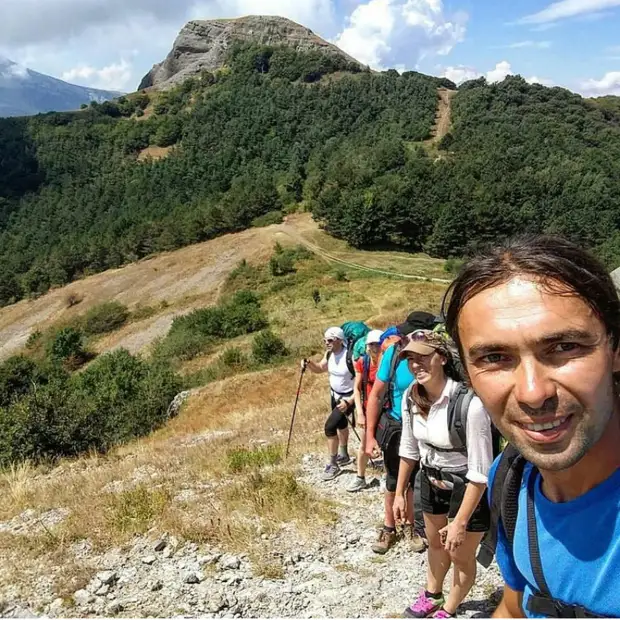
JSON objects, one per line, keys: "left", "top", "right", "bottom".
{"left": 366, "top": 379, "right": 386, "bottom": 435}
{"left": 395, "top": 457, "right": 416, "bottom": 496}
{"left": 493, "top": 585, "right": 524, "bottom": 618}
{"left": 304, "top": 354, "right": 328, "bottom": 373}
{"left": 393, "top": 457, "right": 417, "bottom": 523}
{"left": 364, "top": 379, "right": 386, "bottom": 455}
{"left": 353, "top": 370, "right": 364, "bottom": 421}
{"left": 454, "top": 480, "right": 486, "bottom": 526}
{"left": 440, "top": 481, "right": 486, "bottom": 552}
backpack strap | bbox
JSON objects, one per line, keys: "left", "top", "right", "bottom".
{"left": 524, "top": 469, "right": 604, "bottom": 619}
{"left": 345, "top": 343, "right": 355, "bottom": 378}
{"left": 477, "top": 444, "right": 525, "bottom": 568}
{"left": 380, "top": 341, "right": 403, "bottom": 412}
{"left": 444, "top": 384, "right": 474, "bottom": 454}
{"left": 360, "top": 353, "right": 370, "bottom": 412}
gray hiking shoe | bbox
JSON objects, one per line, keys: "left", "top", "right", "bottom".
{"left": 322, "top": 463, "right": 341, "bottom": 481}
{"left": 336, "top": 454, "right": 352, "bottom": 467}
{"left": 347, "top": 476, "right": 367, "bottom": 493}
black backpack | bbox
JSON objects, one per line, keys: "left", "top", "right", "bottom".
{"left": 478, "top": 446, "right": 606, "bottom": 619}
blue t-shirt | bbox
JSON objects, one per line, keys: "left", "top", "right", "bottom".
{"left": 489, "top": 458, "right": 620, "bottom": 618}
{"left": 376, "top": 344, "right": 415, "bottom": 421}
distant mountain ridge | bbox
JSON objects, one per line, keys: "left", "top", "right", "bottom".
{"left": 139, "top": 15, "right": 364, "bottom": 90}
{"left": 0, "top": 57, "right": 121, "bottom": 118}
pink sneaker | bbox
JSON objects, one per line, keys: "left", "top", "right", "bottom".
{"left": 403, "top": 591, "right": 445, "bottom": 618}
{"left": 430, "top": 609, "right": 454, "bottom": 619}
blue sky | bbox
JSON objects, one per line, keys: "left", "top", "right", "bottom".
{"left": 0, "top": 0, "right": 619, "bottom": 96}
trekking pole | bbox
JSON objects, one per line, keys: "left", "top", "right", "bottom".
{"left": 285, "top": 363, "right": 306, "bottom": 459}
{"left": 344, "top": 408, "right": 377, "bottom": 468}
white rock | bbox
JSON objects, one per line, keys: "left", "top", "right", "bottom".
{"left": 219, "top": 555, "right": 241, "bottom": 570}
{"left": 96, "top": 570, "right": 118, "bottom": 585}
{"left": 142, "top": 555, "right": 157, "bottom": 565}
{"left": 74, "top": 589, "right": 95, "bottom": 605}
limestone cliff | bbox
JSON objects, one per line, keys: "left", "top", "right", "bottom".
{"left": 139, "top": 15, "right": 362, "bottom": 90}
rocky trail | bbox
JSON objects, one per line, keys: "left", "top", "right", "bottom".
{"left": 1, "top": 443, "right": 503, "bottom": 618}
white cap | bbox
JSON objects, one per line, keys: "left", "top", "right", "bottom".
{"left": 366, "top": 329, "right": 383, "bottom": 345}
{"left": 324, "top": 327, "right": 345, "bottom": 341}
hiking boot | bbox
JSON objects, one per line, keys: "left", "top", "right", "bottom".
{"left": 430, "top": 609, "right": 455, "bottom": 619}
{"left": 346, "top": 476, "right": 367, "bottom": 493}
{"left": 403, "top": 591, "right": 445, "bottom": 618}
{"left": 336, "top": 454, "right": 352, "bottom": 467}
{"left": 403, "top": 524, "right": 427, "bottom": 553}
{"left": 322, "top": 463, "right": 341, "bottom": 481}
{"left": 371, "top": 528, "right": 397, "bottom": 554}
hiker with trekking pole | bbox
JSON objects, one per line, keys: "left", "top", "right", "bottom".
{"left": 301, "top": 327, "right": 356, "bottom": 481}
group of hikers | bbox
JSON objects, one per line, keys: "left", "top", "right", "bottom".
{"left": 300, "top": 235, "right": 620, "bottom": 619}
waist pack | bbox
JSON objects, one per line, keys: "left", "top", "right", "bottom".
{"left": 375, "top": 411, "right": 402, "bottom": 452}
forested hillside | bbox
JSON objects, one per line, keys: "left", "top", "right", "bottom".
{"left": 1, "top": 43, "right": 620, "bottom": 308}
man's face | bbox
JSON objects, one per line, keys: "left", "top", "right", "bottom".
{"left": 458, "top": 276, "right": 620, "bottom": 472}
{"left": 325, "top": 338, "right": 343, "bottom": 354}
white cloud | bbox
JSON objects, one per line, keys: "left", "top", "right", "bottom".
{"left": 0, "top": 57, "right": 29, "bottom": 79}
{"left": 503, "top": 40, "right": 552, "bottom": 49}
{"left": 526, "top": 75, "right": 556, "bottom": 87}
{"left": 442, "top": 65, "right": 480, "bottom": 84}
{"left": 333, "top": 0, "right": 396, "bottom": 68}
{"left": 334, "top": 0, "right": 467, "bottom": 70}
{"left": 62, "top": 59, "right": 132, "bottom": 91}
{"left": 518, "top": 0, "right": 620, "bottom": 25}
{"left": 442, "top": 61, "right": 555, "bottom": 88}
{"left": 486, "top": 61, "right": 513, "bottom": 83}
{"left": 581, "top": 71, "right": 620, "bottom": 96}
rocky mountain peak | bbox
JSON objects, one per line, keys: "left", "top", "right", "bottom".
{"left": 138, "top": 15, "right": 363, "bottom": 90}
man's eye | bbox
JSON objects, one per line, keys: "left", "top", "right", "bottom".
{"left": 481, "top": 353, "right": 507, "bottom": 364}
{"left": 553, "top": 343, "right": 579, "bottom": 353}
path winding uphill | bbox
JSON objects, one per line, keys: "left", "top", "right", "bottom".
{"left": 432, "top": 88, "right": 457, "bottom": 144}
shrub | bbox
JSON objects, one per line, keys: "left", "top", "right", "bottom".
{"left": 83, "top": 301, "right": 129, "bottom": 335}
{"left": 65, "top": 293, "right": 83, "bottom": 308}
{"left": 444, "top": 258, "right": 465, "bottom": 274}
{"left": 157, "top": 291, "right": 267, "bottom": 362}
{"left": 251, "top": 210, "right": 284, "bottom": 228}
{"left": 227, "top": 444, "right": 283, "bottom": 473}
{"left": 220, "top": 347, "right": 247, "bottom": 368}
{"left": 269, "top": 253, "right": 295, "bottom": 276}
{"left": 334, "top": 269, "right": 349, "bottom": 282}
{"left": 0, "top": 349, "right": 182, "bottom": 467}
{"left": 47, "top": 327, "right": 88, "bottom": 366}
{"left": 0, "top": 356, "right": 44, "bottom": 407}
{"left": 252, "top": 330, "right": 288, "bottom": 364}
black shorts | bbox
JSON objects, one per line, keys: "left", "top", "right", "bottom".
{"left": 420, "top": 468, "right": 490, "bottom": 533}
{"left": 324, "top": 393, "right": 354, "bottom": 438}
{"left": 383, "top": 430, "right": 417, "bottom": 493}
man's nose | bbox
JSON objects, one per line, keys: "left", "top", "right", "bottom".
{"left": 513, "top": 357, "right": 557, "bottom": 411}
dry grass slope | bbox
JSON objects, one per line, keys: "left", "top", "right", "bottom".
{"left": 0, "top": 213, "right": 451, "bottom": 609}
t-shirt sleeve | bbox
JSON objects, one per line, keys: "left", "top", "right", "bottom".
{"left": 377, "top": 346, "right": 395, "bottom": 383}
{"left": 488, "top": 459, "right": 528, "bottom": 593}
{"left": 465, "top": 396, "right": 493, "bottom": 484}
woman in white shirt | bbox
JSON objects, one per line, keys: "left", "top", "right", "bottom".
{"left": 393, "top": 330, "right": 493, "bottom": 619}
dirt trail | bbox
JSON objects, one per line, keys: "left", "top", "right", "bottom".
{"left": 430, "top": 87, "right": 457, "bottom": 144}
